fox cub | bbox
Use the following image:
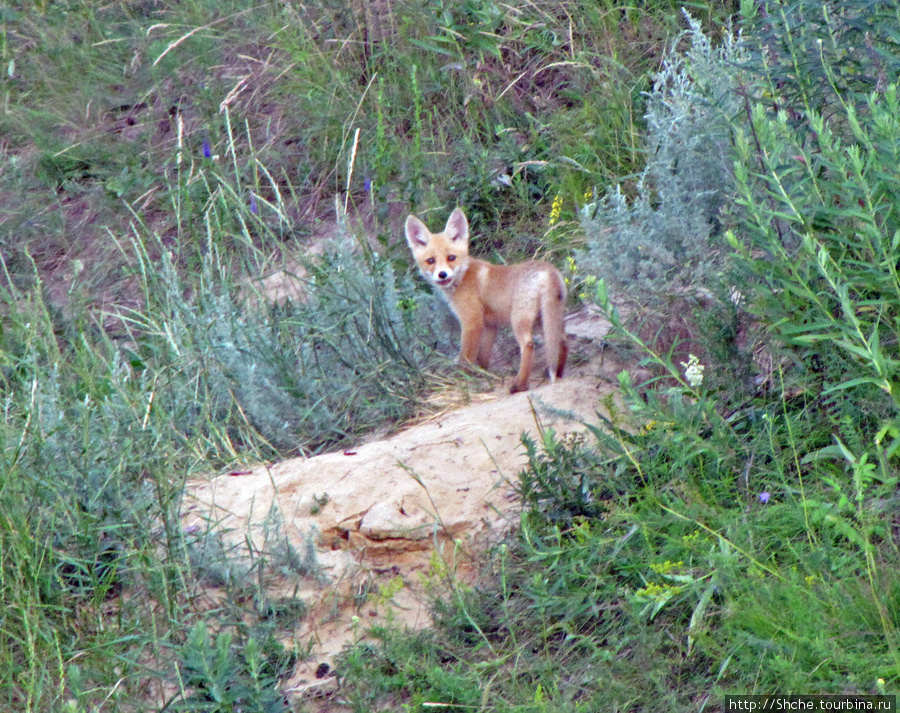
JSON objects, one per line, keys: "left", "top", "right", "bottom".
{"left": 405, "top": 207, "right": 567, "bottom": 393}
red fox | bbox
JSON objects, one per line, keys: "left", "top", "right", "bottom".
{"left": 405, "top": 208, "right": 568, "bottom": 393}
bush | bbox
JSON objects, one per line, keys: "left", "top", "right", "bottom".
{"left": 0, "top": 285, "right": 188, "bottom": 710}
{"left": 577, "top": 12, "right": 747, "bottom": 304}
{"left": 742, "top": 0, "right": 900, "bottom": 119}
{"left": 731, "top": 84, "right": 900, "bottom": 424}
{"left": 125, "top": 231, "right": 449, "bottom": 457}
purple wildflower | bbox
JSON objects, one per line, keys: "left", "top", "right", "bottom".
{"left": 759, "top": 491, "right": 771, "bottom": 504}
{"left": 249, "top": 194, "right": 258, "bottom": 214}
{"left": 202, "top": 139, "right": 212, "bottom": 159}
{"left": 364, "top": 176, "right": 372, "bottom": 193}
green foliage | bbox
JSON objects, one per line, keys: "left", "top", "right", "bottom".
{"left": 732, "top": 84, "right": 900, "bottom": 417}
{"left": 742, "top": 0, "right": 900, "bottom": 117}
{"left": 0, "top": 124, "right": 446, "bottom": 712}
{"left": 0, "top": 261, "right": 338, "bottom": 709}
{"left": 452, "top": 360, "right": 900, "bottom": 702}
{"left": 3, "top": 0, "right": 693, "bottom": 273}
{"left": 172, "top": 622, "right": 292, "bottom": 712}
{"left": 721, "top": 31, "right": 900, "bottom": 687}
{"left": 0, "top": 290, "right": 185, "bottom": 710}
{"left": 125, "top": 231, "right": 447, "bottom": 456}
{"left": 571, "top": 2, "right": 900, "bottom": 698}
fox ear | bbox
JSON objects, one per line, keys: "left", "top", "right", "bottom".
{"left": 444, "top": 208, "right": 469, "bottom": 243}
{"left": 405, "top": 215, "right": 430, "bottom": 248}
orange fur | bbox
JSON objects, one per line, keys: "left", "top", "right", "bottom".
{"left": 405, "top": 208, "right": 567, "bottom": 393}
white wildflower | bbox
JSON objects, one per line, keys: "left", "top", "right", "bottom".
{"left": 728, "top": 286, "right": 745, "bottom": 306}
{"left": 681, "top": 353, "right": 705, "bottom": 388}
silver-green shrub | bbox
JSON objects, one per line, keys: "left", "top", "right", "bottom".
{"left": 578, "top": 13, "right": 748, "bottom": 303}
{"left": 130, "top": 235, "right": 450, "bottom": 456}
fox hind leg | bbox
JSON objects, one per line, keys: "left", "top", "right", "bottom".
{"left": 510, "top": 314, "right": 536, "bottom": 394}
{"left": 477, "top": 325, "right": 497, "bottom": 369}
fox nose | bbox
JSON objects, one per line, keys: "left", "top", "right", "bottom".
{"left": 437, "top": 270, "right": 449, "bottom": 280}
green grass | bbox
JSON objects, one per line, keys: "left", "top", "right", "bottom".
{"left": 5, "top": 0, "right": 898, "bottom": 711}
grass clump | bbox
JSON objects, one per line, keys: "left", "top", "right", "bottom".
{"left": 0, "top": 293, "right": 182, "bottom": 710}
{"left": 172, "top": 621, "right": 294, "bottom": 713}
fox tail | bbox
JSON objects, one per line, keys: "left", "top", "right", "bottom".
{"left": 542, "top": 273, "right": 568, "bottom": 381}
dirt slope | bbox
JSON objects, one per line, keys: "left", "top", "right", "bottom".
{"left": 183, "top": 307, "right": 618, "bottom": 700}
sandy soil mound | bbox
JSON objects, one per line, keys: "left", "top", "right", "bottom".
{"left": 183, "top": 306, "right": 620, "bottom": 700}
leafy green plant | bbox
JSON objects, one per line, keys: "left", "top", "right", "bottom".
{"left": 171, "top": 622, "right": 292, "bottom": 712}
{"left": 412, "top": 0, "right": 506, "bottom": 60}
{"left": 0, "top": 285, "right": 189, "bottom": 710}
{"left": 720, "top": 25, "right": 900, "bottom": 682}
{"left": 742, "top": 0, "right": 900, "bottom": 120}
{"left": 123, "top": 224, "right": 449, "bottom": 456}
{"left": 731, "top": 84, "right": 900, "bottom": 420}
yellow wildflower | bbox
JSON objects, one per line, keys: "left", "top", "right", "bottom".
{"left": 549, "top": 194, "right": 563, "bottom": 226}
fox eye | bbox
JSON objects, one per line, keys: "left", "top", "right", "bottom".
{"left": 447, "top": 254, "right": 456, "bottom": 262}
{"left": 425, "top": 257, "right": 435, "bottom": 265}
